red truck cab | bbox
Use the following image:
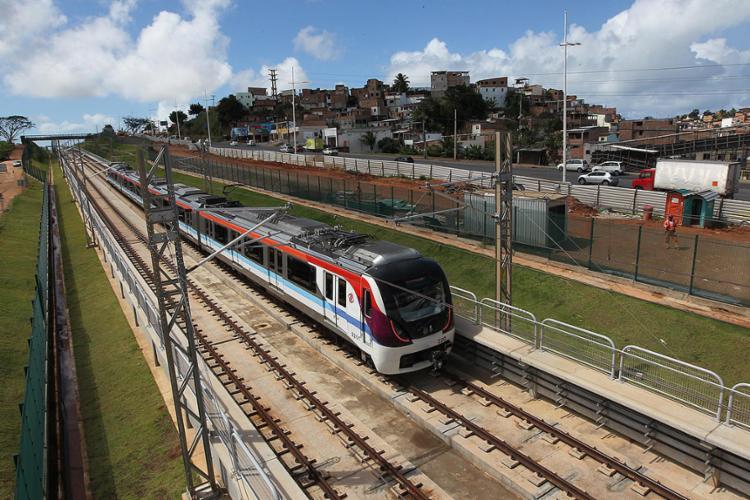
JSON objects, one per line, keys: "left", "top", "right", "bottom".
{"left": 631, "top": 168, "right": 655, "bottom": 190}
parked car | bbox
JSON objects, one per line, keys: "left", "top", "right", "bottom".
{"left": 247, "top": 139, "right": 256, "bottom": 146}
{"left": 557, "top": 159, "right": 590, "bottom": 172}
{"left": 592, "top": 161, "right": 624, "bottom": 175}
{"left": 279, "top": 144, "right": 292, "bottom": 152}
{"left": 322, "top": 147, "right": 339, "bottom": 156}
{"left": 577, "top": 171, "right": 619, "bottom": 186}
{"left": 295, "top": 144, "right": 305, "bottom": 153}
{"left": 12, "top": 160, "right": 21, "bottom": 167}
{"left": 395, "top": 156, "right": 414, "bottom": 163}
{"left": 229, "top": 140, "right": 238, "bottom": 146}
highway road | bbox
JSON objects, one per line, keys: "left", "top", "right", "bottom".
{"left": 212, "top": 140, "right": 750, "bottom": 201}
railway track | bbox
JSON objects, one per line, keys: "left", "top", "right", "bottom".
{"left": 72, "top": 150, "right": 692, "bottom": 500}
{"left": 67, "top": 153, "right": 431, "bottom": 499}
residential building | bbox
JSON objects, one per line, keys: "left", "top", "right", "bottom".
{"left": 300, "top": 88, "right": 330, "bottom": 110}
{"left": 331, "top": 84, "right": 349, "bottom": 110}
{"left": 337, "top": 127, "right": 393, "bottom": 153}
{"left": 476, "top": 77, "right": 509, "bottom": 107}
{"left": 235, "top": 92, "right": 254, "bottom": 110}
{"left": 618, "top": 118, "right": 678, "bottom": 141}
{"left": 431, "top": 71, "right": 470, "bottom": 97}
{"left": 568, "top": 125, "right": 609, "bottom": 160}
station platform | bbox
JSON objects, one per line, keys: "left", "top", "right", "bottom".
{"left": 456, "top": 317, "right": 750, "bottom": 463}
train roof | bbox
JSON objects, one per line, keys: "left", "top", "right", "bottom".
{"left": 109, "top": 163, "right": 422, "bottom": 271}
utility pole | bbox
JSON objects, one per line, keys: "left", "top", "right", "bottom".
{"left": 560, "top": 10, "right": 581, "bottom": 184}
{"left": 289, "top": 68, "right": 309, "bottom": 152}
{"left": 422, "top": 121, "right": 427, "bottom": 160}
{"left": 269, "top": 69, "right": 278, "bottom": 100}
{"left": 137, "top": 147, "right": 218, "bottom": 498}
{"left": 174, "top": 99, "right": 182, "bottom": 140}
{"left": 204, "top": 94, "right": 215, "bottom": 147}
{"left": 453, "top": 108, "right": 457, "bottom": 161}
{"left": 494, "top": 132, "right": 513, "bottom": 329}
{"left": 75, "top": 143, "right": 97, "bottom": 248}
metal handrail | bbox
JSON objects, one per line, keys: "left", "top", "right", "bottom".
{"left": 539, "top": 318, "right": 617, "bottom": 378}
{"left": 619, "top": 345, "right": 725, "bottom": 420}
{"left": 448, "top": 286, "right": 479, "bottom": 323}
{"left": 479, "top": 298, "right": 538, "bottom": 345}
{"left": 726, "top": 383, "right": 750, "bottom": 428}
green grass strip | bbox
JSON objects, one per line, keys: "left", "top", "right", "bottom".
{"left": 53, "top": 161, "right": 184, "bottom": 498}
{"left": 163, "top": 161, "right": 750, "bottom": 386}
{"left": 0, "top": 182, "right": 43, "bottom": 498}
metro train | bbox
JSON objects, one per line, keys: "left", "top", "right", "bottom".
{"left": 106, "top": 163, "right": 454, "bottom": 374}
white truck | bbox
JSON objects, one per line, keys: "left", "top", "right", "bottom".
{"left": 632, "top": 159, "right": 742, "bottom": 198}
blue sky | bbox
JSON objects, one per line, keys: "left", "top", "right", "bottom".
{"left": 1, "top": 0, "right": 749, "bottom": 135}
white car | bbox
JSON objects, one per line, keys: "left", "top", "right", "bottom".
{"left": 230, "top": 140, "right": 238, "bottom": 146}
{"left": 557, "top": 159, "right": 590, "bottom": 172}
{"left": 593, "top": 161, "right": 624, "bottom": 175}
{"left": 577, "top": 171, "right": 619, "bottom": 186}
{"left": 247, "top": 139, "right": 256, "bottom": 146}
{"left": 322, "top": 147, "right": 338, "bottom": 156}
{"left": 279, "top": 144, "right": 292, "bottom": 153}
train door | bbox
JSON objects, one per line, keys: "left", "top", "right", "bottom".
{"left": 268, "top": 247, "right": 283, "bottom": 291}
{"left": 322, "top": 271, "right": 337, "bottom": 326}
{"left": 360, "top": 288, "right": 373, "bottom": 346}
{"left": 335, "top": 277, "right": 353, "bottom": 337}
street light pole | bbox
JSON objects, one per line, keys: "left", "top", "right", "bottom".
{"left": 560, "top": 10, "right": 580, "bottom": 185}
{"left": 453, "top": 108, "right": 457, "bottom": 161}
{"left": 289, "top": 68, "right": 309, "bottom": 153}
{"left": 204, "top": 93, "right": 214, "bottom": 147}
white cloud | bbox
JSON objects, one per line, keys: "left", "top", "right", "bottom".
{"left": 386, "top": 0, "right": 750, "bottom": 117}
{"left": 293, "top": 26, "right": 341, "bottom": 61}
{"left": 0, "top": 0, "right": 66, "bottom": 59}
{"left": 1, "top": 0, "right": 233, "bottom": 103}
{"left": 231, "top": 57, "right": 309, "bottom": 94}
{"left": 35, "top": 113, "right": 116, "bottom": 134}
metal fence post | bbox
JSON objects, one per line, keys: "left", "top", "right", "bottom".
{"left": 634, "top": 225, "right": 643, "bottom": 281}
{"left": 688, "top": 234, "right": 699, "bottom": 295}
{"left": 587, "top": 217, "right": 596, "bottom": 269}
{"left": 595, "top": 185, "right": 601, "bottom": 208}
{"left": 632, "top": 189, "right": 639, "bottom": 214}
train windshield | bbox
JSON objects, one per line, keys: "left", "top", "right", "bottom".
{"left": 369, "top": 258, "right": 451, "bottom": 339}
{"left": 390, "top": 277, "right": 445, "bottom": 322}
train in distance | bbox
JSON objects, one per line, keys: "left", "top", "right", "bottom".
{"left": 106, "top": 163, "right": 455, "bottom": 374}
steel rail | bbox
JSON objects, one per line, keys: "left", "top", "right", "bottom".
{"left": 407, "top": 385, "right": 595, "bottom": 499}
{"left": 448, "top": 374, "right": 688, "bottom": 500}
{"left": 65, "top": 153, "right": 345, "bottom": 499}
{"left": 73, "top": 152, "right": 429, "bottom": 499}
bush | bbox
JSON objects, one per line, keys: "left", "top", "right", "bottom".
{"left": 427, "top": 145, "right": 443, "bottom": 157}
{"left": 0, "top": 141, "right": 13, "bottom": 160}
{"left": 377, "top": 137, "right": 401, "bottom": 154}
{"left": 464, "top": 145, "right": 483, "bottom": 160}
{"left": 399, "top": 146, "right": 417, "bottom": 155}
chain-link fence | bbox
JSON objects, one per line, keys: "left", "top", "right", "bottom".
{"left": 15, "top": 185, "right": 50, "bottom": 500}
{"left": 172, "top": 156, "right": 750, "bottom": 306}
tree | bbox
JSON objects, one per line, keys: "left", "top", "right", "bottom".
{"left": 392, "top": 73, "right": 410, "bottom": 93}
{"left": 544, "top": 131, "right": 563, "bottom": 164}
{"left": 413, "top": 85, "right": 488, "bottom": 134}
{"left": 122, "top": 116, "right": 151, "bottom": 134}
{"left": 0, "top": 141, "right": 13, "bottom": 160}
{"left": 216, "top": 95, "right": 246, "bottom": 130}
{"left": 188, "top": 103, "right": 205, "bottom": 116}
{"left": 688, "top": 109, "right": 700, "bottom": 119}
{"left": 378, "top": 137, "right": 400, "bottom": 153}
{"left": 169, "top": 110, "right": 187, "bottom": 125}
{"left": 0, "top": 115, "right": 34, "bottom": 143}
{"left": 360, "top": 131, "right": 376, "bottom": 152}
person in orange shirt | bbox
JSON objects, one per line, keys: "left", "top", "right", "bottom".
{"left": 663, "top": 214, "right": 678, "bottom": 249}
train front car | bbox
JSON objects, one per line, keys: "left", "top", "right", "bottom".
{"left": 363, "top": 253, "right": 454, "bottom": 374}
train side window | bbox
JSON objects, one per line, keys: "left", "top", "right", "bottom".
{"left": 287, "top": 256, "right": 316, "bottom": 292}
{"left": 177, "top": 207, "right": 186, "bottom": 222}
{"left": 246, "top": 244, "right": 263, "bottom": 264}
{"left": 325, "top": 273, "right": 334, "bottom": 301}
{"left": 214, "top": 223, "right": 228, "bottom": 244}
{"left": 338, "top": 278, "right": 347, "bottom": 307}
{"left": 362, "top": 289, "right": 372, "bottom": 318}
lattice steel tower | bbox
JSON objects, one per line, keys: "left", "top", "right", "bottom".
{"left": 136, "top": 147, "right": 217, "bottom": 498}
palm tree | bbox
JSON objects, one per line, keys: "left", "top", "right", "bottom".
{"left": 360, "top": 131, "right": 376, "bottom": 152}
{"left": 392, "top": 73, "right": 410, "bottom": 93}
